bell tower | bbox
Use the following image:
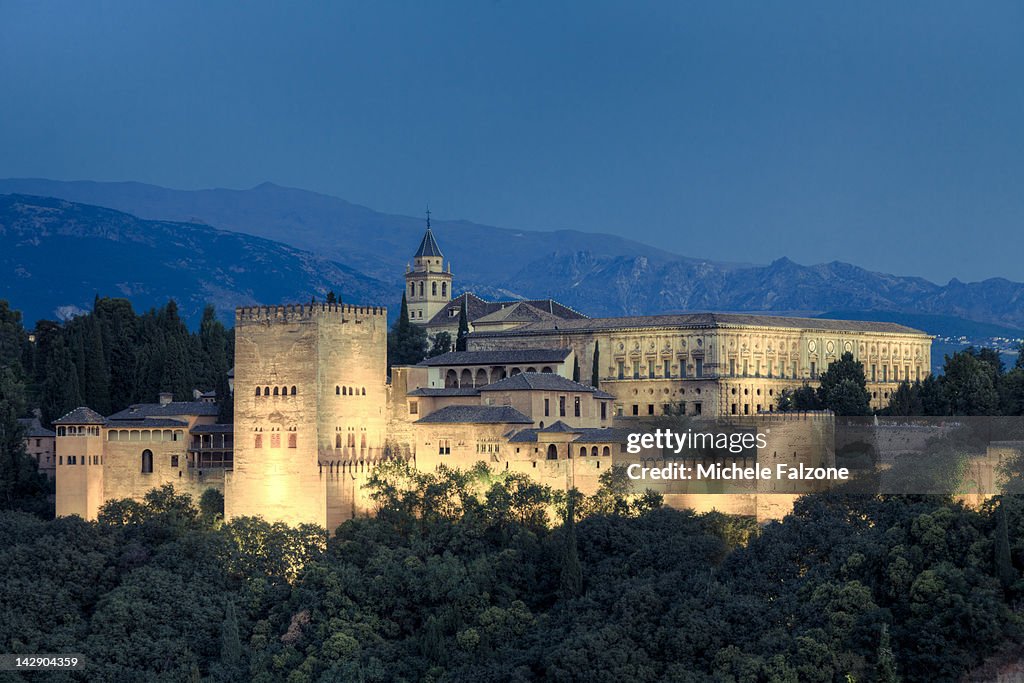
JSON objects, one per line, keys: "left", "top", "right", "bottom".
{"left": 405, "top": 209, "right": 452, "bottom": 325}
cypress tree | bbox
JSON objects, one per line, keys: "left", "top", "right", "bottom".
{"left": 220, "top": 600, "right": 243, "bottom": 679}
{"left": 996, "top": 498, "right": 1016, "bottom": 592}
{"left": 591, "top": 342, "right": 600, "bottom": 388}
{"left": 455, "top": 298, "right": 469, "bottom": 352}
{"left": 875, "top": 624, "right": 898, "bottom": 683}
{"left": 387, "top": 293, "right": 427, "bottom": 368}
{"left": 41, "top": 339, "right": 82, "bottom": 425}
{"left": 572, "top": 355, "right": 580, "bottom": 383}
{"left": 559, "top": 491, "right": 583, "bottom": 599}
{"left": 84, "top": 316, "right": 111, "bottom": 414}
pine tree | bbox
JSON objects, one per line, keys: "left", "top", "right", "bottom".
{"left": 559, "top": 491, "right": 583, "bottom": 599}
{"left": 817, "top": 352, "right": 870, "bottom": 415}
{"left": 455, "top": 298, "right": 469, "bottom": 352}
{"left": 591, "top": 341, "right": 600, "bottom": 388}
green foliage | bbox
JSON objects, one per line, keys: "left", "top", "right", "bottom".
{"left": 387, "top": 293, "right": 427, "bottom": 368}
{"left": 200, "top": 488, "right": 226, "bottom": 525}
{"left": 779, "top": 384, "right": 823, "bottom": 412}
{"left": 818, "top": 352, "right": 871, "bottom": 415}
{"left": 427, "top": 331, "right": 451, "bottom": 358}
{"left": 591, "top": 341, "right": 600, "bottom": 388}
{"left": 559, "top": 491, "right": 582, "bottom": 599}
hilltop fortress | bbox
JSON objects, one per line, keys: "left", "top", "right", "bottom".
{"left": 55, "top": 221, "right": 933, "bottom": 529}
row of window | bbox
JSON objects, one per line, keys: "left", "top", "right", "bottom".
{"left": 409, "top": 281, "right": 448, "bottom": 298}
{"left": 336, "top": 386, "right": 367, "bottom": 396}
{"left": 56, "top": 426, "right": 101, "bottom": 437}
{"left": 616, "top": 358, "right": 704, "bottom": 380}
{"left": 59, "top": 454, "right": 102, "bottom": 466}
{"left": 623, "top": 402, "right": 703, "bottom": 417}
{"left": 107, "top": 429, "right": 183, "bottom": 442}
{"left": 256, "top": 386, "right": 297, "bottom": 397}
{"left": 254, "top": 434, "right": 298, "bottom": 449}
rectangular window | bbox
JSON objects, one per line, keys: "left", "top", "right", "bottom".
{"left": 271, "top": 433, "right": 281, "bottom": 449}
{"left": 731, "top": 403, "right": 737, "bottom": 415}
{"left": 729, "top": 359, "right": 736, "bottom": 376}
{"left": 663, "top": 404, "right": 671, "bottom": 415}
{"left": 648, "top": 359, "right": 655, "bottom": 378}
{"left": 288, "top": 434, "right": 297, "bottom": 449}
{"left": 694, "top": 402, "right": 702, "bottom": 415}
{"left": 544, "top": 398, "right": 550, "bottom": 417}
{"left": 679, "top": 358, "right": 686, "bottom": 378}
{"left": 559, "top": 396, "right": 566, "bottom": 417}
{"left": 743, "top": 360, "right": 748, "bottom": 377}
{"left": 170, "top": 455, "right": 179, "bottom": 468}
{"left": 883, "top": 366, "right": 888, "bottom": 382}
{"left": 647, "top": 404, "right": 654, "bottom": 416}
{"left": 574, "top": 396, "right": 581, "bottom": 417}
{"left": 744, "top": 404, "right": 750, "bottom": 415}
{"left": 633, "top": 364, "right": 640, "bottom": 379}
{"left": 810, "top": 361, "right": 817, "bottom": 379}
{"left": 905, "top": 365, "right": 910, "bottom": 382}
{"left": 409, "top": 400, "right": 418, "bottom": 415}
{"left": 632, "top": 404, "right": 639, "bottom": 416}
{"left": 664, "top": 360, "right": 671, "bottom": 378}
{"left": 871, "top": 365, "right": 877, "bottom": 382}
{"left": 617, "top": 361, "right": 625, "bottom": 380}
{"left": 695, "top": 359, "right": 703, "bottom": 378}
{"left": 255, "top": 434, "right": 262, "bottom": 449}
{"left": 439, "top": 439, "right": 451, "bottom": 455}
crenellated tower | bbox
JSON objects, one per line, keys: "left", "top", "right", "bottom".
{"left": 405, "top": 210, "right": 452, "bottom": 325}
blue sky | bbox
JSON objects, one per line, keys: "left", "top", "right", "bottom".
{"left": 1, "top": 1, "right": 1022, "bottom": 283}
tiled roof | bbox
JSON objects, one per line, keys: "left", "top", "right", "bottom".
{"left": 105, "top": 418, "right": 189, "bottom": 429}
{"left": 190, "top": 423, "right": 234, "bottom": 434}
{"left": 17, "top": 417, "right": 55, "bottom": 438}
{"left": 425, "top": 293, "right": 587, "bottom": 328}
{"left": 571, "top": 428, "right": 635, "bottom": 444}
{"left": 472, "top": 302, "right": 568, "bottom": 326}
{"left": 407, "top": 387, "right": 482, "bottom": 397}
{"left": 540, "top": 420, "right": 579, "bottom": 433}
{"left": 593, "top": 389, "right": 616, "bottom": 400}
{"left": 415, "top": 405, "right": 533, "bottom": 425}
{"left": 470, "top": 312, "right": 926, "bottom": 336}
{"left": 53, "top": 407, "right": 107, "bottom": 425}
{"left": 414, "top": 228, "right": 444, "bottom": 258}
{"left": 107, "top": 401, "right": 219, "bottom": 420}
{"left": 418, "top": 348, "right": 571, "bottom": 367}
{"left": 478, "top": 372, "right": 600, "bottom": 393}
{"left": 507, "top": 429, "right": 540, "bottom": 443}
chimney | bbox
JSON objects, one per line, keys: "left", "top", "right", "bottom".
{"left": 158, "top": 392, "right": 173, "bottom": 406}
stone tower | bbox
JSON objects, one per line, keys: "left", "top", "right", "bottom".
{"left": 226, "top": 303, "right": 389, "bottom": 529}
{"left": 405, "top": 211, "right": 452, "bottom": 325}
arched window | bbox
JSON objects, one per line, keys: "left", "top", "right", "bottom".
{"left": 291, "top": 386, "right": 297, "bottom": 396}
{"left": 343, "top": 386, "right": 348, "bottom": 395}
{"left": 591, "top": 446, "right": 598, "bottom": 457}
{"left": 336, "top": 386, "right": 340, "bottom": 395}
{"left": 602, "top": 446, "right": 610, "bottom": 457}
{"left": 361, "top": 387, "right": 366, "bottom": 396}
{"left": 541, "top": 366, "right": 553, "bottom": 373}
{"left": 349, "top": 387, "right": 354, "bottom": 396}
{"left": 409, "top": 282, "right": 415, "bottom": 297}
{"left": 255, "top": 387, "right": 261, "bottom": 396}
{"left": 445, "top": 369, "right": 458, "bottom": 388}
{"left": 264, "top": 386, "right": 270, "bottom": 396}
{"left": 360, "top": 433, "right": 366, "bottom": 449}
{"left": 273, "top": 386, "right": 279, "bottom": 396}
{"left": 432, "top": 282, "right": 438, "bottom": 296}
{"left": 546, "top": 444, "right": 558, "bottom": 460}
{"left": 579, "top": 447, "right": 587, "bottom": 457}
{"left": 526, "top": 367, "right": 537, "bottom": 373}
{"left": 418, "top": 281, "right": 424, "bottom": 296}
{"left": 442, "top": 282, "right": 447, "bottom": 297}
{"left": 475, "top": 368, "right": 488, "bottom": 387}
{"left": 141, "top": 449, "right": 153, "bottom": 474}
{"left": 510, "top": 368, "right": 521, "bottom": 376}
{"left": 460, "top": 369, "right": 472, "bottom": 387}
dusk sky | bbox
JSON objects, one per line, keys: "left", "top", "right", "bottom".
{"left": 2, "top": 1, "right": 1022, "bottom": 284}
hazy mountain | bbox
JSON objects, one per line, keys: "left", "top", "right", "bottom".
{"left": 1, "top": 179, "right": 1023, "bottom": 332}
{"left": 0, "top": 195, "right": 389, "bottom": 325}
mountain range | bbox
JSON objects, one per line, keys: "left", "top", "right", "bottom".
{"left": 1, "top": 178, "right": 1022, "bottom": 338}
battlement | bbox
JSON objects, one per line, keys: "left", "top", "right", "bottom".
{"left": 235, "top": 302, "right": 387, "bottom": 324}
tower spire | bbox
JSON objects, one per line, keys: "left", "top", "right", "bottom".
{"left": 426, "top": 205, "right": 431, "bottom": 229}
